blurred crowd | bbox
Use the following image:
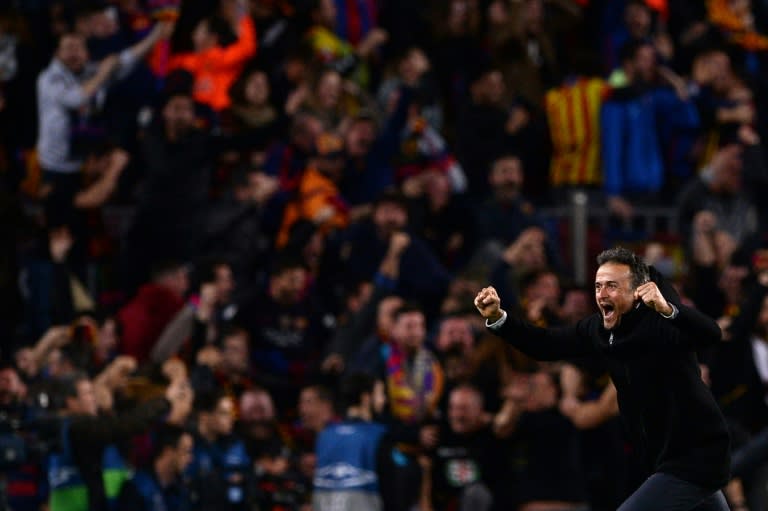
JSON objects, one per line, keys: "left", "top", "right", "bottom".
{"left": 4, "top": 0, "right": 768, "bottom": 510}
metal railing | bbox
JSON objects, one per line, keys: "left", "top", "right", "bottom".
{"left": 540, "top": 192, "right": 680, "bottom": 285}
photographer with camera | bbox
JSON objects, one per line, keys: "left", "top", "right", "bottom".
{"left": 47, "top": 371, "right": 192, "bottom": 511}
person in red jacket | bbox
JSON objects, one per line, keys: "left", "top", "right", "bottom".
{"left": 165, "top": 0, "right": 257, "bottom": 111}
{"left": 118, "top": 261, "right": 189, "bottom": 363}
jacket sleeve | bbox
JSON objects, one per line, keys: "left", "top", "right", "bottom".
{"left": 664, "top": 304, "right": 722, "bottom": 348}
{"left": 490, "top": 316, "right": 594, "bottom": 361}
{"left": 70, "top": 398, "right": 170, "bottom": 511}
{"left": 150, "top": 304, "right": 196, "bottom": 363}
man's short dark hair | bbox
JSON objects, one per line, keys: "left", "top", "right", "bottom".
{"left": 58, "top": 372, "right": 90, "bottom": 401}
{"left": 218, "top": 324, "right": 249, "bottom": 346}
{"left": 339, "top": 373, "right": 375, "bottom": 410}
{"left": 269, "top": 252, "right": 307, "bottom": 277}
{"left": 151, "top": 424, "right": 188, "bottom": 463}
{"left": 303, "top": 384, "right": 334, "bottom": 405}
{"left": 392, "top": 302, "right": 424, "bottom": 322}
{"left": 373, "top": 188, "right": 408, "bottom": 211}
{"left": 451, "top": 382, "right": 484, "bottom": 407}
{"left": 151, "top": 260, "right": 187, "bottom": 281}
{"left": 596, "top": 247, "right": 650, "bottom": 289}
{"left": 195, "top": 257, "right": 230, "bottom": 285}
{"left": 619, "top": 39, "right": 652, "bottom": 64}
{"left": 194, "top": 388, "right": 228, "bottom": 414}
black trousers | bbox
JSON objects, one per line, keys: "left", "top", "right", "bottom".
{"left": 618, "top": 473, "right": 730, "bottom": 511}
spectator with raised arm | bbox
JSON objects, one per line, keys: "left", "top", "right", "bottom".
{"left": 36, "top": 20, "right": 171, "bottom": 209}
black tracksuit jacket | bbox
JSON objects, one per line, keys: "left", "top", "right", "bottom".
{"left": 490, "top": 291, "right": 730, "bottom": 490}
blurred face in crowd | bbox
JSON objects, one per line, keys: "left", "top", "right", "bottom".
{"left": 448, "top": 387, "right": 483, "bottom": 434}
{"left": 436, "top": 317, "right": 474, "bottom": 354}
{"left": 57, "top": 34, "right": 89, "bottom": 74}
{"left": 595, "top": 262, "right": 637, "bottom": 330}
{"left": 345, "top": 118, "right": 376, "bottom": 158}
{"left": 314, "top": 0, "right": 337, "bottom": 28}
{"left": 527, "top": 371, "right": 558, "bottom": 411}
{"left": 291, "top": 113, "right": 324, "bottom": 153}
{"left": 624, "top": 1, "right": 651, "bottom": 38}
{"left": 709, "top": 52, "right": 732, "bottom": 93}
{"left": 214, "top": 264, "right": 235, "bottom": 304}
{"left": 527, "top": 272, "right": 560, "bottom": 309}
{"left": 346, "top": 281, "right": 373, "bottom": 315}
{"left": 298, "top": 387, "right": 333, "bottom": 432}
{"left": 0, "top": 367, "right": 24, "bottom": 405}
{"left": 399, "top": 47, "right": 429, "bottom": 83}
{"left": 476, "top": 70, "right": 506, "bottom": 105}
{"left": 372, "top": 201, "right": 407, "bottom": 236}
{"left": 712, "top": 144, "right": 743, "bottom": 194}
{"left": 221, "top": 330, "right": 250, "bottom": 374}
{"left": 391, "top": 310, "right": 426, "bottom": 354}
{"left": 633, "top": 44, "right": 657, "bottom": 83}
{"left": 173, "top": 433, "right": 194, "bottom": 474}
{"left": 315, "top": 70, "right": 342, "bottom": 111}
{"left": 426, "top": 171, "right": 452, "bottom": 207}
{"left": 68, "top": 378, "right": 98, "bottom": 416}
{"left": 192, "top": 19, "right": 218, "bottom": 51}
{"left": 315, "top": 153, "right": 345, "bottom": 180}
{"left": 96, "top": 317, "right": 119, "bottom": 356}
{"left": 239, "top": 389, "right": 276, "bottom": 440}
{"left": 244, "top": 70, "right": 271, "bottom": 107}
{"left": 523, "top": 0, "right": 544, "bottom": 29}
{"left": 718, "top": 264, "right": 748, "bottom": 304}
{"left": 489, "top": 156, "right": 523, "bottom": 201}
{"left": 270, "top": 266, "right": 307, "bottom": 303}
{"left": 14, "top": 348, "right": 36, "bottom": 379}
{"left": 90, "top": 8, "right": 119, "bottom": 39}
{"left": 159, "top": 266, "right": 190, "bottom": 298}
{"left": 240, "top": 389, "right": 275, "bottom": 424}
{"left": 210, "top": 396, "right": 235, "bottom": 436}
{"left": 561, "top": 288, "right": 592, "bottom": 325}
{"left": 162, "top": 95, "right": 196, "bottom": 137}
{"left": 376, "top": 296, "right": 405, "bottom": 335}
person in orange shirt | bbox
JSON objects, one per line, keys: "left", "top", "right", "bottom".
{"left": 277, "top": 132, "right": 349, "bottom": 248}
{"left": 166, "top": 2, "right": 257, "bottom": 111}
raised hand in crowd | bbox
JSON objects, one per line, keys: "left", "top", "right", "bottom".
{"left": 502, "top": 226, "right": 547, "bottom": 273}
{"left": 357, "top": 28, "right": 389, "bottom": 59}
{"left": 196, "top": 282, "right": 219, "bottom": 322}
{"left": 162, "top": 357, "right": 188, "bottom": 384}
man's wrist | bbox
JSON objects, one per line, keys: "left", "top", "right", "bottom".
{"left": 486, "top": 310, "right": 508, "bottom": 329}
{"left": 659, "top": 303, "right": 679, "bottom": 319}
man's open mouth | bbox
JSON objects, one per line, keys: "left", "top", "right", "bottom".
{"left": 601, "top": 304, "right": 615, "bottom": 320}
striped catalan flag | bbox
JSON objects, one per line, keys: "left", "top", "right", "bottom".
{"left": 545, "top": 77, "right": 608, "bottom": 187}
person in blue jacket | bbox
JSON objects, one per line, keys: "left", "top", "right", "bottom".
{"left": 186, "top": 389, "right": 252, "bottom": 510}
{"left": 116, "top": 424, "right": 193, "bottom": 511}
{"left": 313, "top": 372, "right": 389, "bottom": 511}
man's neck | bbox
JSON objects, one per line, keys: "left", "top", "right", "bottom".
{"left": 154, "top": 458, "right": 175, "bottom": 488}
{"left": 198, "top": 423, "right": 217, "bottom": 443}
{"left": 346, "top": 406, "right": 371, "bottom": 422}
